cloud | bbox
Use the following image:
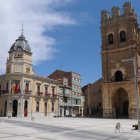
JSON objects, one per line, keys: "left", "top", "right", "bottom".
{"left": 0, "top": 0, "right": 76, "bottom": 73}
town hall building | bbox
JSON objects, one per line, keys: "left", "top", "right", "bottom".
{"left": 0, "top": 32, "right": 60, "bottom": 117}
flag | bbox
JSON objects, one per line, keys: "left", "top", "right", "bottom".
{"left": 16, "top": 84, "right": 19, "bottom": 93}
{"left": 11, "top": 82, "right": 13, "bottom": 93}
{"left": 12, "top": 83, "right": 16, "bottom": 93}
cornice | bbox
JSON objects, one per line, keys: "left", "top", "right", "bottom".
{"left": 100, "top": 45, "right": 136, "bottom": 54}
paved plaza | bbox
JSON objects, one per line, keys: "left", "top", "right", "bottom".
{"left": 0, "top": 117, "right": 140, "bottom": 140}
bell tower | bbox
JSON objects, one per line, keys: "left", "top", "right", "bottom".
{"left": 101, "top": 2, "right": 140, "bottom": 83}
{"left": 101, "top": 2, "right": 140, "bottom": 118}
{"left": 6, "top": 33, "right": 33, "bottom": 75}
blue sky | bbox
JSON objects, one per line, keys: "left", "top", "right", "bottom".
{"left": 0, "top": 0, "right": 139, "bottom": 87}
{"left": 33, "top": 0, "right": 140, "bottom": 87}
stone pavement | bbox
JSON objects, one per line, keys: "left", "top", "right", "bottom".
{"left": 0, "top": 117, "right": 140, "bottom": 140}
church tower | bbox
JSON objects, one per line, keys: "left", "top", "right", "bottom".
{"left": 101, "top": 2, "right": 140, "bottom": 118}
{"left": 7, "top": 33, "right": 33, "bottom": 75}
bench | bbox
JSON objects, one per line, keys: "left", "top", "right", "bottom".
{"left": 132, "top": 124, "right": 138, "bottom": 130}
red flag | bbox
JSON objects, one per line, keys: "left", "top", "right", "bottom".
{"left": 16, "top": 84, "right": 19, "bottom": 93}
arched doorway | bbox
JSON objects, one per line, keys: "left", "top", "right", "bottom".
{"left": 112, "top": 88, "right": 129, "bottom": 118}
{"left": 44, "top": 102, "right": 47, "bottom": 116}
{"left": 24, "top": 100, "right": 28, "bottom": 117}
{"left": 115, "top": 71, "right": 123, "bottom": 82}
{"left": 4, "top": 100, "right": 7, "bottom": 117}
{"left": 12, "top": 100, "right": 18, "bottom": 117}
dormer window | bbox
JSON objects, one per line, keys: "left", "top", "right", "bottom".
{"left": 108, "top": 34, "right": 113, "bottom": 45}
{"left": 120, "top": 31, "right": 126, "bottom": 42}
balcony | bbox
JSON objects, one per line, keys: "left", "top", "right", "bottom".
{"left": 24, "top": 90, "right": 32, "bottom": 95}
{"left": 52, "top": 94, "right": 58, "bottom": 99}
{"left": 0, "top": 89, "right": 9, "bottom": 95}
{"left": 35, "top": 92, "right": 44, "bottom": 96}
{"left": 44, "top": 93, "right": 51, "bottom": 98}
{"left": 63, "top": 93, "right": 71, "bottom": 98}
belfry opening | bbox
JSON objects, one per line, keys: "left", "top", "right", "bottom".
{"left": 112, "top": 88, "right": 129, "bottom": 118}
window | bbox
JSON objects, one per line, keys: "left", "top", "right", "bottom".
{"left": 60, "top": 98, "right": 63, "bottom": 105}
{"left": 60, "top": 89, "right": 63, "bottom": 94}
{"left": 37, "top": 86, "right": 40, "bottom": 93}
{"left": 45, "top": 87, "right": 48, "bottom": 93}
{"left": 52, "top": 88, "right": 55, "bottom": 95}
{"left": 26, "top": 68, "right": 30, "bottom": 74}
{"left": 76, "top": 85, "right": 77, "bottom": 88}
{"left": 68, "top": 99, "right": 70, "bottom": 105}
{"left": 99, "top": 102, "right": 101, "bottom": 107}
{"left": 6, "top": 83, "right": 8, "bottom": 90}
{"left": 36, "top": 101, "right": 39, "bottom": 112}
{"left": 115, "top": 71, "right": 123, "bottom": 82}
{"left": 25, "top": 83, "right": 29, "bottom": 91}
{"left": 120, "top": 31, "right": 126, "bottom": 42}
{"left": 76, "top": 78, "right": 77, "bottom": 81}
{"left": 73, "top": 77, "right": 74, "bottom": 80}
{"left": 108, "top": 34, "right": 113, "bottom": 45}
{"left": 66, "top": 90, "right": 70, "bottom": 95}
{"left": 52, "top": 103, "right": 54, "bottom": 112}
{"left": 7, "top": 66, "right": 10, "bottom": 73}
{"left": 76, "top": 99, "right": 78, "bottom": 104}
{"left": 73, "top": 85, "right": 74, "bottom": 87}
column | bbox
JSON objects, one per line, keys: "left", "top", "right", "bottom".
{"left": 30, "top": 78, "right": 33, "bottom": 117}
{"left": 21, "top": 76, "right": 24, "bottom": 118}
{"left": 8, "top": 77, "right": 12, "bottom": 116}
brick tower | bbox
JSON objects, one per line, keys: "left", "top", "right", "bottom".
{"left": 101, "top": 2, "right": 140, "bottom": 118}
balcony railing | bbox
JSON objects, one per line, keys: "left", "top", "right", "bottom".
{"left": 1, "top": 89, "right": 9, "bottom": 95}
{"left": 35, "top": 92, "right": 43, "bottom": 96}
{"left": 44, "top": 93, "right": 51, "bottom": 98}
{"left": 24, "top": 90, "right": 32, "bottom": 95}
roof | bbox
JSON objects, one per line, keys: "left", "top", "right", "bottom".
{"left": 9, "top": 34, "right": 31, "bottom": 53}
{"left": 33, "top": 74, "right": 59, "bottom": 82}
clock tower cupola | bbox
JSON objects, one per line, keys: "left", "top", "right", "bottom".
{"left": 6, "top": 33, "right": 33, "bottom": 75}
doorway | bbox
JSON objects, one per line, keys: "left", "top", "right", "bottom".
{"left": 112, "top": 88, "right": 129, "bottom": 118}
{"left": 12, "top": 100, "right": 18, "bottom": 117}
{"left": 4, "top": 100, "right": 7, "bottom": 117}
{"left": 24, "top": 100, "right": 28, "bottom": 117}
{"left": 44, "top": 102, "right": 47, "bottom": 116}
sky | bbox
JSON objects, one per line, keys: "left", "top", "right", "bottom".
{"left": 0, "top": 0, "right": 139, "bottom": 87}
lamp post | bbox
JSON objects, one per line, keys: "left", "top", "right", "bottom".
{"left": 121, "top": 57, "right": 140, "bottom": 133}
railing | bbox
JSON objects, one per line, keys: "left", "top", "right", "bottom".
{"left": 24, "top": 90, "right": 32, "bottom": 95}
{"left": 63, "top": 93, "right": 71, "bottom": 97}
{"left": 35, "top": 92, "right": 43, "bottom": 96}
{"left": 1, "top": 90, "right": 9, "bottom": 95}
{"left": 109, "top": 77, "right": 132, "bottom": 83}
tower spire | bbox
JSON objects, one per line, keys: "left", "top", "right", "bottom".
{"left": 21, "top": 22, "right": 24, "bottom": 35}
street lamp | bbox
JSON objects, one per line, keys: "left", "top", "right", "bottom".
{"left": 121, "top": 57, "right": 140, "bottom": 133}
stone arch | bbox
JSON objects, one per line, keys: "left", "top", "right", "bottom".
{"left": 111, "top": 87, "right": 129, "bottom": 118}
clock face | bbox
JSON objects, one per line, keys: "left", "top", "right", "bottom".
{"left": 18, "top": 48, "right": 21, "bottom": 52}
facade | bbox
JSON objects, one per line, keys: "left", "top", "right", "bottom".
{"left": 58, "top": 77, "right": 72, "bottom": 116}
{"left": 101, "top": 2, "right": 140, "bottom": 118}
{"left": 82, "top": 78, "right": 102, "bottom": 117}
{"left": 0, "top": 33, "right": 59, "bottom": 118}
{"left": 48, "top": 70, "right": 82, "bottom": 116}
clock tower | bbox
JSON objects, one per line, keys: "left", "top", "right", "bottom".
{"left": 7, "top": 33, "right": 33, "bottom": 75}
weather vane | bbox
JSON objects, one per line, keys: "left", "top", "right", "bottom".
{"left": 21, "top": 22, "right": 24, "bottom": 35}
